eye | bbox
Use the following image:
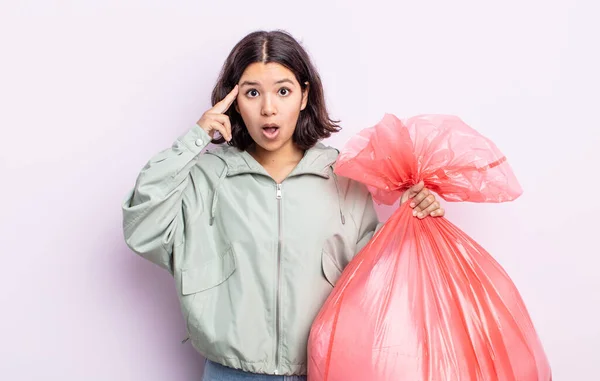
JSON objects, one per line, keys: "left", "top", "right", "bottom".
{"left": 246, "top": 89, "right": 259, "bottom": 98}
{"left": 278, "top": 87, "right": 291, "bottom": 96}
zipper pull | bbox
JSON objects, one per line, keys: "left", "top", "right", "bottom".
{"left": 276, "top": 184, "right": 282, "bottom": 199}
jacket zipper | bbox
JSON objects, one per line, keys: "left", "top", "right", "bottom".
{"left": 274, "top": 183, "right": 283, "bottom": 374}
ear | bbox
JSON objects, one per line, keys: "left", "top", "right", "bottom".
{"left": 300, "top": 82, "right": 310, "bottom": 110}
{"left": 234, "top": 100, "right": 240, "bottom": 113}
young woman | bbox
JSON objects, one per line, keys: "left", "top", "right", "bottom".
{"left": 122, "top": 30, "right": 444, "bottom": 381}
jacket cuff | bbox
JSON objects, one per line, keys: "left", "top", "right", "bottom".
{"left": 178, "top": 124, "right": 212, "bottom": 154}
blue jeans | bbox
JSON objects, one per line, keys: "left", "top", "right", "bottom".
{"left": 202, "top": 360, "right": 307, "bottom": 381}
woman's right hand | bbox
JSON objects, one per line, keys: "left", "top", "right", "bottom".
{"left": 196, "top": 85, "right": 239, "bottom": 142}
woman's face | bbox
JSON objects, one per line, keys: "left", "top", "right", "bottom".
{"left": 236, "top": 62, "right": 308, "bottom": 153}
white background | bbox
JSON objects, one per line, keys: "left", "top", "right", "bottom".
{"left": 1, "top": 1, "right": 598, "bottom": 380}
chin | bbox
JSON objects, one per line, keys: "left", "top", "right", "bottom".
{"left": 255, "top": 139, "right": 288, "bottom": 152}
{"left": 248, "top": 131, "right": 293, "bottom": 152}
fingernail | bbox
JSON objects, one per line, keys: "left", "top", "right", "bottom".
{"left": 418, "top": 213, "right": 424, "bottom": 218}
{"left": 412, "top": 210, "right": 417, "bottom": 216}
{"left": 410, "top": 203, "right": 415, "bottom": 208}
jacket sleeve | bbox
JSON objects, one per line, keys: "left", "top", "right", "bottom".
{"left": 121, "top": 125, "right": 211, "bottom": 273}
{"left": 354, "top": 190, "right": 385, "bottom": 255}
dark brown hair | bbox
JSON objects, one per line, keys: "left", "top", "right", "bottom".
{"left": 210, "top": 30, "right": 341, "bottom": 150}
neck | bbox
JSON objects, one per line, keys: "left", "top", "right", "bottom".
{"left": 250, "top": 140, "right": 304, "bottom": 168}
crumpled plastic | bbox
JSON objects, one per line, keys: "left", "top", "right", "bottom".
{"left": 308, "top": 114, "right": 551, "bottom": 381}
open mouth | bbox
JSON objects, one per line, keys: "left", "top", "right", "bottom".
{"left": 262, "top": 124, "right": 280, "bottom": 139}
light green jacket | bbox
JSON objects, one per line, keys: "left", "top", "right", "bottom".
{"left": 122, "top": 124, "right": 381, "bottom": 375}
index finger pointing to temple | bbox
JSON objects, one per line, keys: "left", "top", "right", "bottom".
{"left": 211, "top": 85, "right": 239, "bottom": 114}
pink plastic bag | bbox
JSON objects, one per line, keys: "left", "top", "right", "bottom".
{"left": 308, "top": 114, "right": 551, "bottom": 381}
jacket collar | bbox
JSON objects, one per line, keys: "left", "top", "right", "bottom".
{"left": 206, "top": 142, "right": 339, "bottom": 179}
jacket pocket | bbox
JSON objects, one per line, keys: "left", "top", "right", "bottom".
{"left": 181, "top": 247, "right": 236, "bottom": 295}
{"left": 321, "top": 249, "right": 343, "bottom": 287}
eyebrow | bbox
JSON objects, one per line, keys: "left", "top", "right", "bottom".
{"left": 239, "top": 78, "right": 295, "bottom": 87}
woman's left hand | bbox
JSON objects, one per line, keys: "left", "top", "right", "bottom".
{"left": 400, "top": 181, "right": 445, "bottom": 219}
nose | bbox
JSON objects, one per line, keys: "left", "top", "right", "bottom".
{"left": 261, "top": 94, "right": 277, "bottom": 116}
